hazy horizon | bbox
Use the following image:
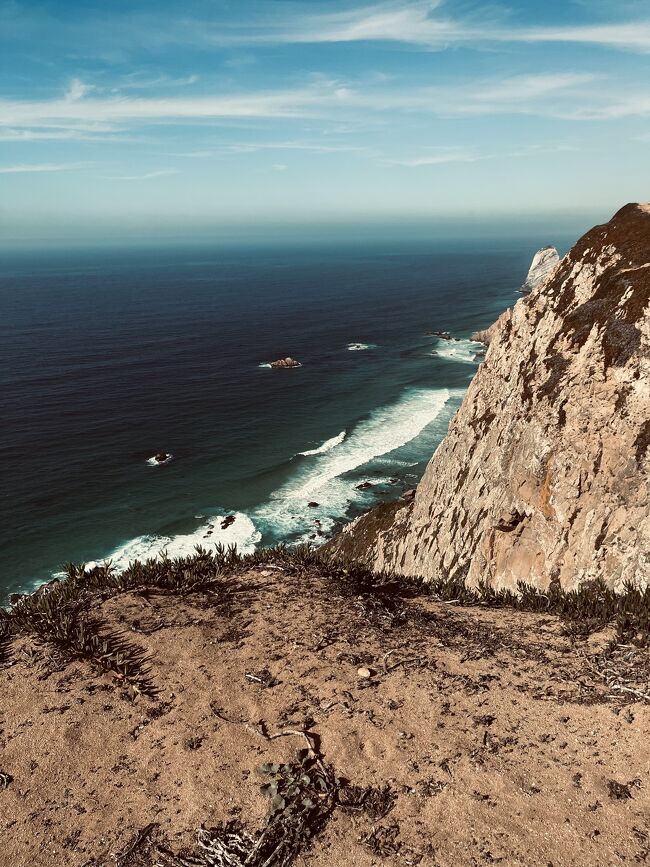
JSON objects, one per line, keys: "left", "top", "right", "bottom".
{"left": 2, "top": 0, "right": 650, "bottom": 245}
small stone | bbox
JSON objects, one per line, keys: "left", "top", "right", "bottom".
{"left": 357, "top": 667, "right": 373, "bottom": 679}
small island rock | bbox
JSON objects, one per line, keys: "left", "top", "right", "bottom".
{"left": 270, "top": 357, "right": 302, "bottom": 369}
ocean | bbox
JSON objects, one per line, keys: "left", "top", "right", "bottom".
{"left": 0, "top": 234, "right": 572, "bottom": 601}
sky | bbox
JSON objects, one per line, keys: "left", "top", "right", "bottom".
{"left": 1, "top": 0, "right": 650, "bottom": 245}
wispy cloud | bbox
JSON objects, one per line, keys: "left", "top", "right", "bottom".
{"left": 381, "top": 149, "right": 479, "bottom": 167}
{"left": 512, "top": 21, "right": 650, "bottom": 52}
{"left": 115, "top": 73, "right": 200, "bottom": 91}
{"left": 228, "top": 140, "right": 371, "bottom": 154}
{"left": 65, "top": 78, "right": 94, "bottom": 101}
{"left": 0, "top": 87, "right": 326, "bottom": 131}
{"left": 261, "top": 1, "right": 458, "bottom": 47}
{"left": 0, "top": 126, "right": 124, "bottom": 142}
{"left": 382, "top": 142, "right": 582, "bottom": 168}
{"left": 106, "top": 169, "right": 179, "bottom": 180}
{"left": 468, "top": 74, "right": 598, "bottom": 105}
{"left": 0, "top": 72, "right": 615, "bottom": 140}
{"left": 188, "top": 2, "right": 650, "bottom": 53}
{"left": 0, "top": 162, "right": 87, "bottom": 174}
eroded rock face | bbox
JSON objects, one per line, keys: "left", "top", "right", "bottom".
{"left": 471, "top": 247, "right": 560, "bottom": 345}
{"left": 520, "top": 245, "right": 560, "bottom": 294}
{"left": 331, "top": 204, "right": 650, "bottom": 592}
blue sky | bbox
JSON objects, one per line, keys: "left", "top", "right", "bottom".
{"left": 1, "top": 0, "right": 650, "bottom": 243}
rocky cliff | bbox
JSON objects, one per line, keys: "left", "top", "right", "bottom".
{"left": 328, "top": 203, "right": 650, "bottom": 592}
{"left": 520, "top": 245, "right": 560, "bottom": 294}
{"left": 472, "top": 245, "right": 561, "bottom": 345}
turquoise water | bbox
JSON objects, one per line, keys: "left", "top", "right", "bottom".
{"left": 0, "top": 236, "right": 571, "bottom": 599}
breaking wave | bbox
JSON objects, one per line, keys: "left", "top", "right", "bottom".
{"left": 431, "top": 338, "right": 484, "bottom": 365}
{"left": 298, "top": 430, "right": 346, "bottom": 457}
{"left": 47, "top": 388, "right": 459, "bottom": 584}
{"left": 79, "top": 512, "right": 261, "bottom": 575}
{"left": 347, "top": 342, "right": 377, "bottom": 351}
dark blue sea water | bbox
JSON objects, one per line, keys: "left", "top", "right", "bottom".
{"left": 0, "top": 235, "right": 572, "bottom": 600}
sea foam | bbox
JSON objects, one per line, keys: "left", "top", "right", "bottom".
{"left": 146, "top": 453, "right": 173, "bottom": 466}
{"left": 432, "top": 338, "right": 484, "bottom": 365}
{"left": 81, "top": 512, "right": 260, "bottom": 575}
{"left": 50, "top": 388, "right": 457, "bottom": 581}
{"left": 251, "top": 387, "right": 456, "bottom": 543}
{"left": 347, "top": 342, "right": 377, "bottom": 351}
{"left": 288, "top": 388, "right": 451, "bottom": 498}
{"left": 298, "top": 430, "right": 346, "bottom": 457}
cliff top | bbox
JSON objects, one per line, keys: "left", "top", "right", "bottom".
{"left": 2, "top": 549, "right": 650, "bottom": 866}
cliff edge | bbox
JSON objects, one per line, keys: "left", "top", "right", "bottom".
{"left": 327, "top": 203, "right": 650, "bottom": 592}
{"left": 519, "top": 245, "right": 560, "bottom": 294}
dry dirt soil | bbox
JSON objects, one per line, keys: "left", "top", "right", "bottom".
{"left": 1, "top": 564, "right": 650, "bottom": 866}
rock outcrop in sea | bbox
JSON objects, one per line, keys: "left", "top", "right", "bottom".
{"left": 270, "top": 356, "right": 302, "bottom": 369}
{"left": 326, "top": 203, "right": 650, "bottom": 592}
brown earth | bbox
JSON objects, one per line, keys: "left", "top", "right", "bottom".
{"left": 1, "top": 564, "right": 650, "bottom": 866}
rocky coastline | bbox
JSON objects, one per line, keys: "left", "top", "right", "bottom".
{"left": 327, "top": 204, "right": 650, "bottom": 593}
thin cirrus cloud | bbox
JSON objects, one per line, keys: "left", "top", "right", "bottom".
{"left": 381, "top": 150, "right": 480, "bottom": 167}
{"left": 382, "top": 142, "right": 581, "bottom": 168}
{"left": 0, "top": 162, "right": 88, "bottom": 174}
{"left": 189, "top": 2, "right": 650, "bottom": 53}
{"left": 0, "top": 72, "right": 635, "bottom": 142}
{"left": 4, "top": 1, "right": 650, "bottom": 54}
{"left": 105, "top": 169, "right": 179, "bottom": 180}
{"left": 0, "top": 87, "right": 327, "bottom": 130}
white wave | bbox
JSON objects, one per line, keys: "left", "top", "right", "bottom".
{"left": 81, "top": 512, "right": 261, "bottom": 575}
{"left": 431, "top": 338, "right": 484, "bottom": 365}
{"left": 372, "top": 458, "right": 418, "bottom": 469}
{"left": 250, "top": 387, "right": 454, "bottom": 546}
{"left": 258, "top": 363, "right": 272, "bottom": 369}
{"left": 42, "top": 388, "right": 458, "bottom": 586}
{"left": 347, "top": 342, "right": 377, "bottom": 351}
{"left": 288, "top": 388, "right": 451, "bottom": 498}
{"left": 146, "top": 453, "right": 173, "bottom": 466}
{"left": 298, "top": 430, "right": 346, "bottom": 457}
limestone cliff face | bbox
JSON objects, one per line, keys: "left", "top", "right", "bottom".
{"left": 472, "top": 245, "right": 560, "bottom": 345}
{"left": 331, "top": 204, "right": 650, "bottom": 592}
{"left": 520, "top": 245, "right": 560, "bottom": 294}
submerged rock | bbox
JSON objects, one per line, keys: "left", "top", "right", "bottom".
{"left": 148, "top": 451, "right": 172, "bottom": 465}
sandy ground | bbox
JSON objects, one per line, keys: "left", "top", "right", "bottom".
{"left": 1, "top": 564, "right": 650, "bottom": 866}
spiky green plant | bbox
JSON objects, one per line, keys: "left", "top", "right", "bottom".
{"left": 0, "top": 612, "right": 11, "bottom": 668}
